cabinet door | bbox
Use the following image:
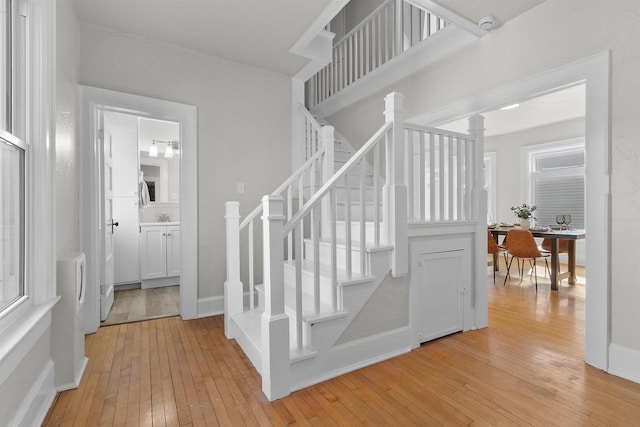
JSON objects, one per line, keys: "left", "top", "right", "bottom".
{"left": 166, "top": 226, "right": 181, "bottom": 277}
{"left": 418, "top": 250, "right": 465, "bottom": 342}
{"left": 140, "top": 226, "right": 166, "bottom": 279}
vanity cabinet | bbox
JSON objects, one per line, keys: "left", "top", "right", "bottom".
{"left": 140, "top": 224, "right": 180, "bottom": 286}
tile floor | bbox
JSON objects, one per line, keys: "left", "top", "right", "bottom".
{"left": 101, "top": 285, "right": 179, "bottom": 326}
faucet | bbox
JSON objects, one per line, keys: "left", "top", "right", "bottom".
{"left": 158, "top": 212, "right": 171, "bottom": 222}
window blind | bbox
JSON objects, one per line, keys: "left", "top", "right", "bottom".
{"left": 534, "top": 174, "right": 585, "bottom": 228}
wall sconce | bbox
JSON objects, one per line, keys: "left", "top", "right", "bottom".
{"left": 149, "top": 141, "right": 158, "bottom": 157}
{"left": 151, "top": 139, "right": 179, "bottom": 158}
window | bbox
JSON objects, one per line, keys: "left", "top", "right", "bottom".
{"left": 0, "top": 0, "right": 27, "bottom": 316}
{"left": 522, "top": 139, "right": 585, "bottom": 228}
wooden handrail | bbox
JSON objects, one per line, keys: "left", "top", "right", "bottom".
{"left": 283, "top": 122, "right": 392, "bottom": 236}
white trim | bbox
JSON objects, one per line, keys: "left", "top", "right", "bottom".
{"left": 197, "top": 291, "right": 256, "bottom": 318}
{"left": 484, "top": 152, "right": 497, "bottom": 223}
{"left": 608, "top": 344, "right": 640, "bottom": 384}
{"left": 8, "top": 359, "right": 56, "bottom": 427}
{"left": 0, "top": 297, "right": 57, "bottom": 386}
{"left": 407, "top": 51, "right": 611, "bottom": 371}
{"left": 55, "top": 356, "right": 88, "bottom": 392}
{"left": 290, "top": 326, "right": 411, "bottom": 392}
{"left": 197, "top": 295, "right": 224, "bottom": 317}
{"left": 80, "top": 86, "right": 198, "bottom": 333}
{"left": 520, "top": 137, "right": 585, "bottom": 203}
{"left": 311, "top": 26, "right": 478, "bottom": 118}
{"left": 408, "top": 0, "right": 488, "bottom": 37}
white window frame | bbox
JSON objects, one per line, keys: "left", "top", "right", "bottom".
{"left": 484, "top": 152, "right": 497, "bottom": 223}
{"left": 521, "top": 137, "right": 586, "bottom": 226}
{"left": 0, "top": 0, "right": 56, "bottom": 388}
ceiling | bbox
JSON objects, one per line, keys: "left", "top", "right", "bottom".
{"left": 72, "top": 0, "right": 334, "bottom": 75}
{"left": 73, "top": 0, "right": 545, "bottom": 77}
{"left": 439, "top": 84, "right": 586, "bottom": 137}
{"left": 437, "top": 0, "right": 545, "bottom": 28}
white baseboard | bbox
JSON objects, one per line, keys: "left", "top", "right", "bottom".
{"left": 10, "top": 359, "right": 57, "bottom": 427}
{"left": 198, "top": 292, "right": 257, "bottom": 318}
{"left": 291, "top": 326, "right": 411, "bottom": 392}
{"left": 608, "top": 343, "right": 640, "bottom": 384}
{"left": 56, "top": 356, "right": 88, "bottom": 392}
{"left": 197, "top": 295, "right": 224, "bottom": 318}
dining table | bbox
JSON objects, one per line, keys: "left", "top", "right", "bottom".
{"left": 489, "top": 226, "right": 586, "bottom": 290}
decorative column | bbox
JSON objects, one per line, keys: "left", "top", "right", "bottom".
{"left": 261, "top": 195, "right": 290, "bottom": 400}
{"left": 224, "top": 201, "right": 243, "bottom": 338}
{"left": 469, "top": 115, "right": 488, "bottom": 329}
{"left": 384, "top": 92, "right": 408, "bottom": 277}
{"left": 321, "top": 125, "right": 335, "bottom": 238}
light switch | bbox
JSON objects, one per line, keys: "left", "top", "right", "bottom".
{"left": 237, "top": 182, "right": 245, "bottom": 194}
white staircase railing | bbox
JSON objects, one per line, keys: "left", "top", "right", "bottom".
{"left": 297, "top": 104, "right": 323, "bottom": 161}
{"left": 404, "top": 125, "right": 476, "bottom": 223}
{"left": 224, "top": 122, "right": 335, "bottom": 338}
{"left": 307, "top": 0, "right": 447, "bottom": 108}
{"left": 224, "top": 92, "right": 481, "bottom": 401}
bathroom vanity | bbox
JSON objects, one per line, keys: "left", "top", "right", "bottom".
{"left": 139, "top": 222, "right": 181, "bottom": 288}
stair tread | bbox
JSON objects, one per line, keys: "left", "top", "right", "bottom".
{"left": 232, "top": 308, "right": 320, "bottom": 359}
{"left": 284, "top": 259, "right": 373, "bottom": 286}
{"left": 303, "top": 236, "right": 392, "bottom": 251}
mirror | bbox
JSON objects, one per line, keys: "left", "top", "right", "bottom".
{"left": 138, "top": 118, "right": 180, "bottom": 203}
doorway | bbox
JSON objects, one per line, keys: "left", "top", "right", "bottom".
{"left": 99, "top": 112, "right": 182, "bottom": 325}
{"left": 80, "top": 86, "right": 198, "bottom": 333}
{"left": 406, "top": 52, "right": 611, "bottom": 371}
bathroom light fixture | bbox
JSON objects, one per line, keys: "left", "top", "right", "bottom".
{"left": 164, "top": 142, "right": 174, "bottom": 158}
{"left": 149, "top": 141, "right": 158, "bottom": 157}
{"left": 500, "top": 103, "right": 520, "bottom": 111}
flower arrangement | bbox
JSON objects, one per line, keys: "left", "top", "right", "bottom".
{"left": 511, "top": 203, "right": 537, "bottom": 219}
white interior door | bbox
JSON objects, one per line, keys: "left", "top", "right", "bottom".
{"left": 101, "top": 114, "right": 115, "bottom": 320}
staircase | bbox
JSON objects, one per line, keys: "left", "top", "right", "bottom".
{"left": 225, "top": 92, "right": 484, "bottom": 400}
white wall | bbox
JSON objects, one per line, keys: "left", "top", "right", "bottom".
{"left": 485, "top": 118, "right": 585, "bottom": 223}
{"left": 78, "top": 23, "right": 293, "bottom": 300}
{"left": 326, "top": 1, "right": 640, "bottom": 357}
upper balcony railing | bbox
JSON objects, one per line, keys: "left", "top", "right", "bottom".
{"left": 306, "top": 0, "right": 447, "bottom": 109}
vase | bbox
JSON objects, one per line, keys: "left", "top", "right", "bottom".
{"left": 520, "top": 218, "right": 530, "bottom": 229}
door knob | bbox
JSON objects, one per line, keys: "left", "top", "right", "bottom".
{"left": 109, "top": 220, "right": 119, "bottom": 234}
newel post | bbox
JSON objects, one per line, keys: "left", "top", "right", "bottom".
{"left": 384, "top": 92, "right": 408, "bottom": 277}
{"left": 224, "top": 201, "right": 243, "bottom": 338}
{"left": 261, "top": 195, "right": 290, "bottom": 400}
{"left": 321, "top": 125, "right": 335, "bottom": 238}
{"left": 469, "top": 115, "right": 488, "bottom": 329}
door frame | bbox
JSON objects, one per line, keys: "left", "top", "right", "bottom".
{"left": 407, "top": 51, "right": 611, "bottom": 371}
{"left": 80, "top": 86, "right": 198, "bottom": 333}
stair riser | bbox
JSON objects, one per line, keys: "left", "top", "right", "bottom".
{"left": 303, "top": 241, "right": 366, "bottom": 275}
{"left": 283, "top": 263, "right": 335, "bottom": 306}
{"left": 335, "top": 221, "right": 381, "bottom": 246}
{"left": 336, "top": 202, "right": 381, "bottom": 221}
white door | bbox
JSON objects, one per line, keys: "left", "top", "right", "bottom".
{"left": 101, "top": 117, "right": 116, "bottom": 320}
{"left": 418, "top": 250, "right": 465, "bottom": 342}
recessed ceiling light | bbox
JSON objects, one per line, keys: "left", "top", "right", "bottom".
{"left": 500, "top": 103, "right": 520, "bottom": 111}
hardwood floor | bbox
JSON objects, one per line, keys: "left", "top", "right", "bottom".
{"left": 44, "top": 268, "right": 640, "bottom": 426}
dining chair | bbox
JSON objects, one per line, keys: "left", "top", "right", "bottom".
{"left": 504, "top": 229, "right": 550, "bottom": 291}
{"left": 538, "top": 238, "right": 569, "bottom": 279}
{"left": 487, "top": 230, "right": 506, "bottom": 283}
